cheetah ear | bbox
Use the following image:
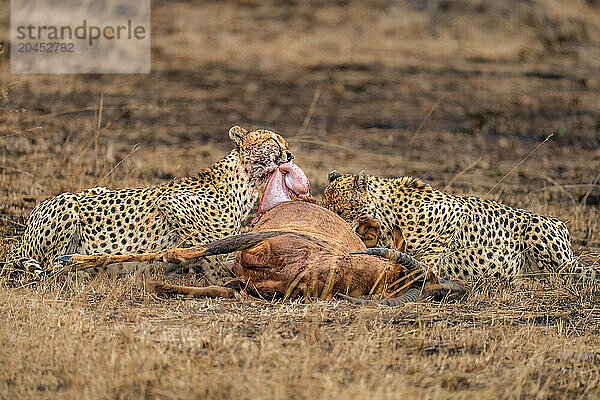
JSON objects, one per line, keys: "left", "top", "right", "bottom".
{"left": 354, "top": 170, "right": 368, "bottom": 193}
{"left": 229, "top": 125, "right": 248, "bottom": 146}
{"left": 328, "top": 170, "right": 342, "bottom": 183}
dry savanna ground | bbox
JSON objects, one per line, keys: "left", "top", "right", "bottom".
{"left": 1, "top": 0, "right": 600, "bottom": 398}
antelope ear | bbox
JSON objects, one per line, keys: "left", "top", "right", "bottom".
{"left": 229, "top": 126, "right": 248, "bottom": 146}
{"left": 354, "top": 170, "right": 368, "bottom": 193}
{"left": 392, "top": 226, "right": 407, "bottom": 253}
{"left": 356, "top": 218, "right": 380, "bottom": 248}
{"left": 328, "top": 170, "right": 342, "bottom": 183}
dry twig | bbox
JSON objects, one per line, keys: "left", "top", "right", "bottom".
{"left": 483, "top": 133, "right": 553, "bottom": 199}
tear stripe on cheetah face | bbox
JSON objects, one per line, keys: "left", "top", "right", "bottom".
{"left": 322, "top": 171, "right": 592, "bottom": 281}
{"left": 4, "top": 126, "right": 296, "bottom": 284}
{"left": 230, "top": 126, "right": 294, "bottom": 187}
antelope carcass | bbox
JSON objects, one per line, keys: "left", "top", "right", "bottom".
{"left": 59, "top": 162, "right": 467, "bottom": 305}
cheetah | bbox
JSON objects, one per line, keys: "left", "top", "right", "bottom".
{"left": 322, "top": 170, "right": 593, "bottom": 281}
{"left": 4, "top": 126, "right": 296, "bottom": 283}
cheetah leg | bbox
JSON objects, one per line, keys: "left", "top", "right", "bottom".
{"left": 523, "top": 219, "right": 595, "bottom": 279}
{"left": 5, "top": 193, "right": 82, "bottom": 281}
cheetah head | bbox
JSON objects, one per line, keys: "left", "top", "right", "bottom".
{"left": 322, "top": 170, "right": 381, "bottom": 247}
{"left": 230, "top": 125, "right": 294, "bottom": 187}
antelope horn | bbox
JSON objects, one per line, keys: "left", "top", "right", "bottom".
{"left": 351, "top": 247, "right": 396, "bottom": 261}
{"left": 336, "top": 287, "right": 421, "bottom": 307}
{"left": 351, "top": 247, "right": 425, "bottom": 274}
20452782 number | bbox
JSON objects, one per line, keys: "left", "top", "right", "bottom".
{"left": 17, "top": 42, "right": 74, "bottom": 52}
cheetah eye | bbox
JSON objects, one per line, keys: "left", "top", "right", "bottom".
{"left": 260, "top": 138, "right": 283, "bottom": 160}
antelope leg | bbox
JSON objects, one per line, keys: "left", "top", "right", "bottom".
{"left": 145, "top": 279, "right": 235, "bottom": 298}
{"left": 56, "top": 247, "right": 208, "bottom": 271}
{"left": 57, "top": 231, "right": 295, "bottom": 271}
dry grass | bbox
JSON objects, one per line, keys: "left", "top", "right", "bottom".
{"left": 1, "top": 0, "right": 600, "bottom": 398}
{"left": 2, "top": 276, "right": 600, "bottom": 399}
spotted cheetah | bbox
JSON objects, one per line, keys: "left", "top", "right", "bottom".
{"left": 322, "top": 171, "right": 593, "bottom": 280}
{"left": 4, "top": 126, "right": 295, "bottom": 283}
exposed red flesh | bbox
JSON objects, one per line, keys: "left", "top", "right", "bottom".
{"left": 253, "top": 161, "right": 311, "bottom": 225}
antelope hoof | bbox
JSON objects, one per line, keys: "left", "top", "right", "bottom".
{"left": 56, "top": 254, "right": 73, "bottom": 263}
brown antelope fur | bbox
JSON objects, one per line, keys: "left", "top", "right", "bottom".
{"left": 61, "top": 200, "right": 468, "bottom": 304}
